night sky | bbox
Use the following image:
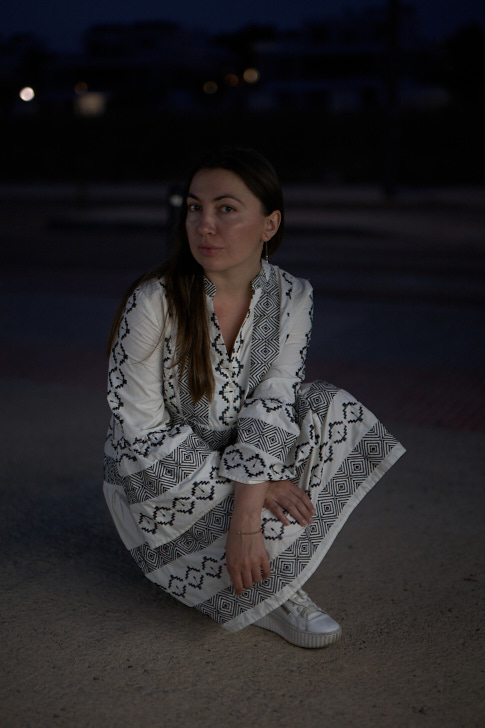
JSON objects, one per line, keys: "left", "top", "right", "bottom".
{"left": 2, "top": 0, "right": 485, "bottom": 51}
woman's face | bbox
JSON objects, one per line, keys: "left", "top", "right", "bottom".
{"left": 185, "top": 168, "right": 280, "bottom": 282}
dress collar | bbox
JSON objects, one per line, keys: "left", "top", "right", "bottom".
{"left": 203, "top": 261, "right": 271, "bottom": 299}
{"left": 203, "top": 276, "right": 217, "bottom": 299}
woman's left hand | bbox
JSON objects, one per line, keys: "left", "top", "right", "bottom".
{"left": 264, "top": 480, "right": 315, "bottom": 527}
{"left": 226, "top": 530, "right": 271, "bottom": 596}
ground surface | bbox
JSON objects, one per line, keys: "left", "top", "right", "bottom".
{"left": 1, "top": 185, "right": 484, "bottom": 727}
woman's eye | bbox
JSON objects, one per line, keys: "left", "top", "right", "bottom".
{"left": 221, "top": 205, "right": 234, "bottom": 213}
{"left": 187, "top": 203, "right": 200, "bottom": 212}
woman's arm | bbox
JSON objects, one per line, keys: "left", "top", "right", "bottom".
{"left": 226, "top": 479, "right": 315, "bottom": 595}
{"left": 226, "top": 481, "right": 271, "bottom": 596}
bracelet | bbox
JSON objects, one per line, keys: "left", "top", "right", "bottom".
{"left": 229, "top": 529, "right": 262, "bottom": 536}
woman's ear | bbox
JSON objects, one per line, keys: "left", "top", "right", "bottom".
{"left": 264, "top": 210, "right": 281, "bottom": 240}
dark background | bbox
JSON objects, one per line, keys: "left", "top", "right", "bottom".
{"left": 1, "top": 5, "right": 484, "bottom": 727}
{"left": 2, "top": 0, "right": 485, "bottom": 187}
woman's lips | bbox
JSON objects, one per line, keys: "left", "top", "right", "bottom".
{"left": 198, "top": 245, "right": 222, "bottom": 256}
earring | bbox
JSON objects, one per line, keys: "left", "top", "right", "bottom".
{"left": 265, "top": 239, "right": 269, "bottom": 263}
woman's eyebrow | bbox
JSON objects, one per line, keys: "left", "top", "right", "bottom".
{"left": 187, "top": 192, "right": 244, "bottom": 204}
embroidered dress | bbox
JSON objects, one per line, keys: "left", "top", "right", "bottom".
{"left": 103, "top": 262, "right": 405, "bottom": 632}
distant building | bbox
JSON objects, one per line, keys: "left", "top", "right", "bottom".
{"left": 0, "top": 7, "right": 452, "bottom": 118}
{"left": 246, "top": 5, "right": 449, "bottom": 112}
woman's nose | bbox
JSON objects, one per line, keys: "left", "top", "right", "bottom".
{"left": 197, "top": 210, "right": 216, "bottom": 234}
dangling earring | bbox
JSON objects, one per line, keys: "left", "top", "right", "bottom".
{"left": 265, "top": 239, "right": 269, "bottom": 263}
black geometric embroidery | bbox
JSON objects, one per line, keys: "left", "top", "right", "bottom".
{"left": 248, "top": 266, "right": 281, "bottom": 394}
{"left": 261, "top": 517, "right": 286, "bottom": 540}
{"left": 163, "top": 335, "right": 180, "bottom": 415}
{"left": 204, "top": 277, "right": 217, "bottom": 298}
{"left": 304, "top": 380, "right": 340, "bottom": 423}
{"left": 130, "top": 492, "right": 235, "bottom": 574}
{"left": 104, "top": 455, "right": 120, "bottom": 485}
{"left": 236, "top": 417, "right": 296, "bottom": 460}
{"left": 194, "top": 419, "right": 400, "bottom": 626}
{"left": 120, "top": 434, "right": 213, "bottom": 505}
{"left": 179, "top": 372, "right": 210, "bottom": 426}
{"left": 295, "top": 292, "right": 313, "bottom": 382}
{"left": 138, "top": 505, "right": 177, "bottom": 533}
{"left": 166, "top": 551, "right": 226, "bottom": 599}
{"left": 281, "top": 270, "right": 294, "bottom": 299}
{"left": 343, "top": 401, "right": 363, "bottom": 423}
{"left": 106, "top": 267, "right": 403, "bottom": 631}
{"left": 221, "top": 449, "right": 267, "bottom": 478}
{"left": 191, "top": 424, "right": 236, "bottom": 452}
{"left": 328, "top": 420, "right": 348, "bottom": 444}
{"left": 244, "top": 397, "right": 284, "bottom": 414}
{"left": 218, "top": 380, "right": 245, "bottom": 426}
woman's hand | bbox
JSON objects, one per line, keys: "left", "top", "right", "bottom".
{"left": 226, "top": 530, "right": 271, "bottom": 596}
{"left": 264, "top": 480, "right": 315, "bottom": 527}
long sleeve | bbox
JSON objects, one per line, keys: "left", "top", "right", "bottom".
{"left": 219, "top": 273, "right": 314, "bottom": 483}
{"left": 106, "top": 281, "right": 214, "bottom": 477}
{"left": 104, "top": 279, "right": 232, "bottom": 549}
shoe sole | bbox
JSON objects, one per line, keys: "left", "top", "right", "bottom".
{"left": 254, "top": 613, "right": 342, "bottom": 649}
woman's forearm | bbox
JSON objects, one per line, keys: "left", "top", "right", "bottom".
{"left": 230, "top": 481, "right": 270, "bottom": 531}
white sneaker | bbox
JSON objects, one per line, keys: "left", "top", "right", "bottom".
{"left": 254, "top": 588, "right": 342, "bottom": 648}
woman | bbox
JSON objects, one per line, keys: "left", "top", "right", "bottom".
{"left": 104, "top": 147, "right": 405, "bottom": 648}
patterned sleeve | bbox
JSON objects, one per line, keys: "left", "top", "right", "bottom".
{"left": 105, "top": 281, "right": 222, "bottom": 492}
{"left": 219, "top": 277, "right": 314, "bottom": 484}
{"left": 104, "top": 280, "right": 236, "bottom": 550}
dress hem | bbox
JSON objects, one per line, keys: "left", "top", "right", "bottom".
{"left": 221, "top": 440, "right": 406, "bottom": 633}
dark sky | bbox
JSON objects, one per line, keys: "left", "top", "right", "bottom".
{"left": 2, "top": 0, "right": 485, "bottom": 51}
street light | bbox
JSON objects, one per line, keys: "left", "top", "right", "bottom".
{"left": 19, "top": 87, "right": 35, "bottom": 102}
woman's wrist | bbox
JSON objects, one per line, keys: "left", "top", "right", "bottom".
{"left": 228, "top": 527, "right": 262, "bottom": 536}
{"left": 230, "top": 510, "right": 262, "bottom": 530}
{"left": 230, "top": 480, "right": 269, "bottom": 532}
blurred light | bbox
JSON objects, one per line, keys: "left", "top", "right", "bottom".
{"left": 74, "top": 81, "right": 88, "bottom": 95}
{"left": 225, "top": 73, "right": 239, "bottom": 87}
{"left": 169, "top": 193, "right": 183, "bottom": 208}
{"left": 19, "top": 87, "right": 35, "bottom": 102}
{"left": 74, "top": 92, "right": 106, "bottom": 116}
{"left": 243, "top": 68, "right": 260, "bottom": 84}
{"left": 203, "top": 81, "right": 218, "bottom": 95}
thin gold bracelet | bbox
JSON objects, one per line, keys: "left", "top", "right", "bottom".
{"left": 229, "top": 529, "right": 262, "bottom": 536}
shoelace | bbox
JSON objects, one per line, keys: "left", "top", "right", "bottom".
{"left": 287, "top": 588, "right": 325, "bottom": 617}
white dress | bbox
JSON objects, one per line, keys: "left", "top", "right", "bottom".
{"left": 103, "top": 262, "right": 405, "bottom": 632}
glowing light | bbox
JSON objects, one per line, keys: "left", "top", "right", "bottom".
{"left": 169, "top": 193, "right": 183, "bottom": 208}
{"left": 74, "top": 81, "right": 88, "bottom": 95}
{"left": 225, "top": 73, "right": 239, "bottom": 87}
{"left": 19, "top": 87, "right": 35, "bottom": 102}
{"left": 203, "top": 81, "right": 218, "bottom": 95}
{"left": 74, "top": 92, "right": 106, "bottom": 116}
{"left": 243, "top": 68, "right": 260, "bottom": 84}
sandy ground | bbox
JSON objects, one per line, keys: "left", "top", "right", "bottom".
{"left": 1, "top": 382, "right": 483, "bottom": 728}
{"left": 1, "top": 186, "right": 484, "bottom": 727}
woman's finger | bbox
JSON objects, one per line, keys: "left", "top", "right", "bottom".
{"left": 291, "top": 488, "right": 315, "bottom": 513}
{"left": 242, "top": 570, "right": 255, "bottom": 591}
{"left": 251, "top": 565, "right": 263, "bottom": 584}
{"left": 267, "top": 502, "right": 291, "bottom": 525}
{"left": 251, "top": 556, "right": 271, "bottom": 585}
{"left": 261, "top": 559, "right": 271, "bottom": 580}
{"left": 281, "top": 497, "right": 313, "bottom": 525}
{"left": 230, "top": 570, "right": 244, "bottom": 596}
{"left": 268, "top": 493, "right": 311, "bottom": 526}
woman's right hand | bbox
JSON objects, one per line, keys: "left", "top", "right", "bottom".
{"left": 264, "top": 479, "right": 315, "bottom": 527}
{"left": 225, "top": 530, "right": 271, "bottom": 596}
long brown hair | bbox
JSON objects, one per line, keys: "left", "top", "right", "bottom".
{"left": 107, "top": 146, "right": 285, "bottom": 402}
